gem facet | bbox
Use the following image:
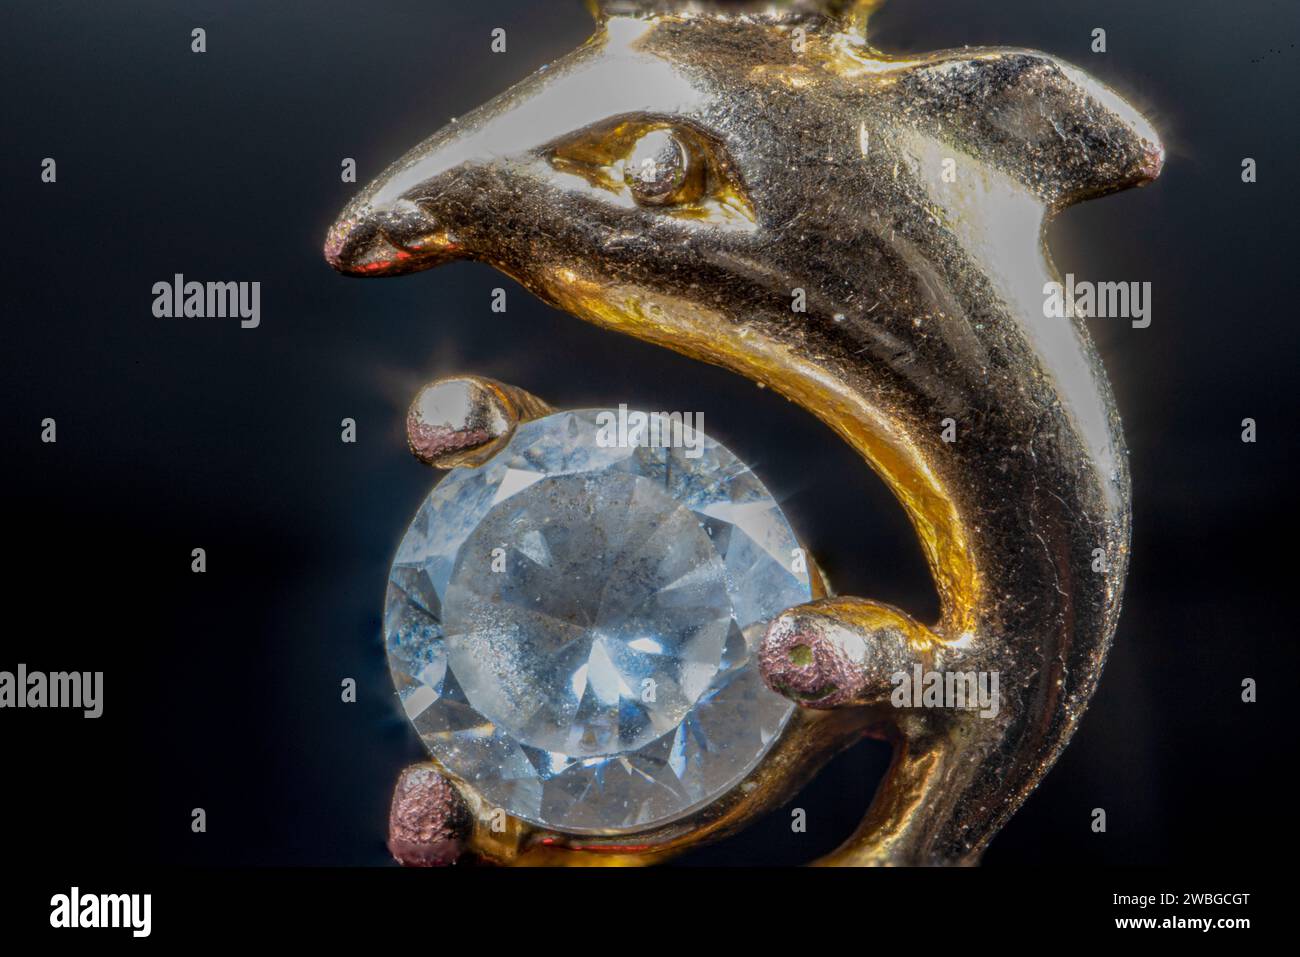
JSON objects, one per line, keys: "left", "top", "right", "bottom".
{"left": 384, "top": 410, "right": 810, "bottom": 833}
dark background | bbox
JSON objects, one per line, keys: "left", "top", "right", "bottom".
{"left": 2, "top": 0, "right": 1295, "bottom": 869}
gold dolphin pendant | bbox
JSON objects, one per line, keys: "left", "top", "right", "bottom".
{"left": 326, "top": 0, "right": 1162, "bottom": 866}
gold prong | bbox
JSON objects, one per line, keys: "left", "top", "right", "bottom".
{"left": 406, "top": 376, "right": 552, "bottom": 469}
{"left": 760, "top": 597, "right": 944, "bottom": 709}
{"left": 387, "top": 763, "right": 474, "bottom": 867}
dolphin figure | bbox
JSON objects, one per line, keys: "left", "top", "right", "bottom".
{"left": 327, "top": 0, "right": 1162, "bottom": 865}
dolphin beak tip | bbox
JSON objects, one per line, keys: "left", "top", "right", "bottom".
{"left": 1122, "top": 103, "right": 1165, "bottom": 186}
{"left": 324, "top": 212, "right": 401, "bottom": 276}
{"left": 324, "top": 213, "right": 371, "bottom": 275}
{"left": 1141, "top": 139, "right": 1166, "bottom": 183}
{"left": 324, "top": 200, "right": 458, "bottom": 276}
{"left": 322, "top": 219, "right": 352, "bottom": 273}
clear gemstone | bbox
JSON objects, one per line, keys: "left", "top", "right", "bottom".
{"left": 384, "top": 410, "right": 810, "bottom": 833}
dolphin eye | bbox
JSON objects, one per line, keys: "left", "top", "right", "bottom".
{"left": 622, "top": 129, "right": 703, "bottom": 206}
{"left": 546, "top": 120, "right": 755, "bottom": 226}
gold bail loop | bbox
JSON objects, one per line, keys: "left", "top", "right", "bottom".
{"left": 587, "top": 0, "right": 883, "bottom": 31}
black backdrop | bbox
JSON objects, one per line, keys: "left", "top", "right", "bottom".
{"left": 2, "top": 0, "right": 1295, "bottom": 870}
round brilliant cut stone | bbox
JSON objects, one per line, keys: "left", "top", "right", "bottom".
{"left": 383, "top": 410, "right": 810, "bottom": 833}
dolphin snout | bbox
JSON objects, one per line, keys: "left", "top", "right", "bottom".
{"left": 1139, "top": 139, "right": 1166, "bottom": 183}
{"left": 1122, "top": 107, "right": 1165, "bottom": 187}
{"left": 325, "top": 197, "right": 457, "bottom": 276}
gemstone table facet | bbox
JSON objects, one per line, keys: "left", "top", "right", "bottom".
{"left": 384, "top": 409, "right": 810, "bottom": 833}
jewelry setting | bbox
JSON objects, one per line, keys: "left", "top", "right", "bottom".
{"left": 387, "top": 402, "right": 809, "bottom": 833}
{"left": 326, "top": 0, "right": 1163, "bottom": 865}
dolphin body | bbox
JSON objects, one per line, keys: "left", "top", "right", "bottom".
{"left": 327, "top": 1, "right": 1162, "bottom": 865}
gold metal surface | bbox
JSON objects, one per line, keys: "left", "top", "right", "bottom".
{"left": 329, "top": 0, "right": 1162, "bottom": 865}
